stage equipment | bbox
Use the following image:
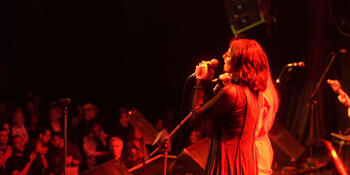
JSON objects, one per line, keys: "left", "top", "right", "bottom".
{"left": 129, "top": 108, "right": 196, "bottom": 175}
{"left": 331, "top": 132, "right": 350, "bottom": 173}
{"left": 308, "top": 51, "right": 342, "bottom": 155}
{"left": 269, "top": 122, "right": 306, "bottom": 162}
{"left": 58, "top": 97, "right": 71, "bottom": 175}
{"left": 80, "top": 159, "right": 131, "bottom": 175}
{"left": 170, "top": 137, "right": 211, "bottom": 174}
{"left": 127, "top": 108, "right": 160, "bottom": 175}
{"left": 275, "top": 61, "right": 305, "bottom": 85}
{"left": 129, "top": 154, "right": 176, "bottom": 175}
{"left": 224, "top": 0, "right": 265, "bottom": 36}
{"left": 320, "top": 139, "right": 348, "bottom": 175}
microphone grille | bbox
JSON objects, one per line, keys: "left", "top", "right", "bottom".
{"left": 298, "top": 61, "right": 305, "bottom": 67}
{"left": 210, "top": 59, "right": 219, "bottom": 68}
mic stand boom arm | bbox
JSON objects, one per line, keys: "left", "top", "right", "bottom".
{"left": 308, "top": 54, "right": 336, "bottom": 155}
{"left": 149, "top": 112, "right": 194, "bottom": 175}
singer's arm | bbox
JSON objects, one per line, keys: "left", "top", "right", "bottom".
{"left": 192, "top": 80, "right": 239, "bottom": 121}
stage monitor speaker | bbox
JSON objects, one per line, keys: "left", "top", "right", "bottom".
{"left": 224, "top": 0, "right": 265, "bottom": 36}
{"left": 170, "top": 137, "right": 211, "bottom": 175}
{"left": 269, "top": 122, "right": 306, "bottom": 162}
{"left": 128, "top": 154, "right": 177, "bottom": 175}
{"left": 80, "top": 159, "right": 131, "bottom": 175}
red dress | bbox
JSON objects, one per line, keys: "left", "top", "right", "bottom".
{"left": 193, "top": 81, "right": 262, "bottom": 175}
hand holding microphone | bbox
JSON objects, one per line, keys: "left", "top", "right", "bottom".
{"left": 195, "top": 59, "right": 218, "bottom": 80}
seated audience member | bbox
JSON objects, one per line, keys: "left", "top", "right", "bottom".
{"left": 50, "top": 132, "right": 82, "bottom": 175}
{"left": 187, "top": 129, "right": 202, "bottom": 146}
{"left": 124, "top": 137, "right": 149, "bottom": 168}
{"left": 82, "top": 121, "right": 109, "bottom": 167}
{"left": 110, "top": 107, "right": 132, "bottom": 141}
{"left": 48, "top": 105, "right": 62, "bottom": 133}
{"left": 109, "top": 137, "right": 124, "bottom": 161}
{"left": 6, "top": 136, "right": 36, "bottom": 175}
{"left": 0, "top": 128, "right": 11, "bottom": 175}
{"left": 154, "top": 119, "right": 172, "bottom": 152}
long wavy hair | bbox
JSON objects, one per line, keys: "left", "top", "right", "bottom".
{"left": 228, "top": 39, "right": 270, "bottom": 92}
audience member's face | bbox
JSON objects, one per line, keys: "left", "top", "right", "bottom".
{"left": 86, "top": 156, "right": 95, "bottom": 168}
{"left": 92, "top": 124, "right": 102, "bottom": 136}
{"left": 0, "top": 131, "right": 8, "bottom": 146}
{"left": 189, "top": 130, "right": 202, "bottom": 144}
{"left": 26, "top": 101, "right": 35, "bottom": 114}
{"left": 2, "top": 123, "right": 10, "bottom": 135}
{"left": 84, "top": 109, "right": 96, "bottom": 121}
{"left": 133, "top": 129, "right": 142, "bottom": 140}
{"left": 13, "top": 137, "right": 25, "bottom": 153}
{"left": 12, "top": 111, "right": 25, "bottom": 126}
{"left": 30, "top": 114, "right": 39, "bottom": 126}
{"left": 119, "top": 112, "right": 128, "bottom": 124}
{"left": 110, "top": 140, "right": 123, "bottom": 159}
{"left": 51, "top": 135, "right": 62, "bottom": 148}
{"left": 155, "top": 119, "right": 163, "bottom": 131}
{"left": 40, "top": 130, "right": 51, "bottom": 144}
{"left": 49, "top": 107, "right": 61, "bottom": 121}
{"left": 127, "top": 140, "right": 142, "bottom": 159}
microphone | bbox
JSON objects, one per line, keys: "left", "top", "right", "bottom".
{"left": 189, "top": 58, "right": 219, "bottom": 77}
{"left": 212, "top": 77, "right": 221, "bottom": 83}
{"left": 276, "top": 61, "right": 306, "bottom": 85}
{"left": 58, "top": 98, "right": 71, "bottom": 105}
{"left": 286, "top": 61, "right": 305, "bottom": 67}
{"left": 205, "top": 58, "right": 219, "bottom": 69}
{"left": 331, "top": 49, "right": 347, "bottom": 55}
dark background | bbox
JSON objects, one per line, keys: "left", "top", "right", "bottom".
{"left": 2, "top": 0, "right": 350, "bottom": 143}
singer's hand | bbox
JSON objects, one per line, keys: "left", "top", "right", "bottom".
{"left": 195, "top": 61, "right": 214, "bottom": 80}
{"left": 219, "top": 73, "right": 233, "bottom": 86}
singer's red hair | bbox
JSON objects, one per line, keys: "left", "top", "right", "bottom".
{"left": 228, "top": 39, "right": 270, "bottom": 92}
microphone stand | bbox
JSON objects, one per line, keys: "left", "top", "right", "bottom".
{"left": 149, "top": 112, "right": 194, "bottom": 175}
{"left": 63, "top": 104, "right": 68, "bottom": 175}
{"left": 276, "top": 65, "right": 293, "bottom": 86}
{"left": 308, "top": 53, "right": 337, "bottom": 155}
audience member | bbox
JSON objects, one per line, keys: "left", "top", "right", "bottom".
{"left": 6, "top": 136, "right": 36, "bottom": 175}
{"left": 27, "top": 114, "right": 39, "bottom": 140}
{"left": 110, "top": 107, "right": 132, "bottom": 142}
{"left": 82, "top": 121, "right": 109, "bottom": 167}
{"left": 109, "top": 137, "right": 124, "bottom": 161}
{"left": 0, "top": 128, "right": 11, "bottom": 175}
{"left": 50, "top": 132, "right": 82, "bottom": 175}
{"left": 11, "top": 111, "right": 29, "bottom": 144}
{"left": 124, "top": 138, "right": 148, "bottom": 168}
{"left": 154, "top": 119, "right": 172, "bottom": 152}
{"left": 75, "top": 103, "right": 98, "bottom": 145}
{"left": 70, "top": 105, "right": 83, "bottom": 131}
{"left": 48, "top": 105, "right": 62, "bottom": 133}
{"left": 187, "top": 129, "right": 202, "bottom": 146}
{"left": 24, "top": 128, "right": 51, "bottom": 175}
